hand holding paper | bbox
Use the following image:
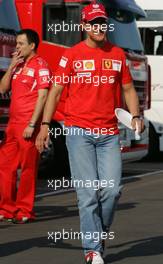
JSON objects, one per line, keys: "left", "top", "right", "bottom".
{"left": 115, "top": 108, "right": 142, "bottom": 140}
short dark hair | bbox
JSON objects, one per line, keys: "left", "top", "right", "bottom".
{"left": 17, "top": 29, "right": 40, "bottom": 50}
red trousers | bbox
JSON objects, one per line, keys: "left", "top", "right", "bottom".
{"left": 0, "top": 122, "right": 39, "bottom": 218}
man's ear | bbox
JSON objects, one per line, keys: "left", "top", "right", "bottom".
{"left": 30, "top": 42, "right": 36, "bottom": 51}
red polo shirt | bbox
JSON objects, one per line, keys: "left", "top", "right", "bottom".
{"left": 10, "top": 55, "right": 51, "bottom": 124}
{"left": 55, "top": 41, "right": 132, "bottom": 134}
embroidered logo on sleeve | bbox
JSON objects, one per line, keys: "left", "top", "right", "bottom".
{"left": 39, "top": 69, "right": 50, "bottom": 76}
{"left": 59, "top": 56, "right": 68, "bottom": 68}
{"left": 38, "top": 69, "right": 50, "bottom": 85}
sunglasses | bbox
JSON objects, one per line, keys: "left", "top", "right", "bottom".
{"left": 88, "top": 18, "right": 107, "bottom": 26}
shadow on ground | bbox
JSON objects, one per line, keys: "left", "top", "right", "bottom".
{"left": 0, "top": 235, "right": 83, "bottom": 257}
{"left": 1, "top": 235, "right": 163, "bottom": 260}
{"left": 105, "top": 236, "right": 163, "bottom": 263}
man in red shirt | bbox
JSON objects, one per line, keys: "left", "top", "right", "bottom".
{"left": 36, "top": 3, "right": 144, "bottom": 264}
{"left": 0, "top": 29, "right": 51, "bottom": 223}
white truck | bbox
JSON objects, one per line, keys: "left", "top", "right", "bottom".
{"left": 136, "top": 0, "right": 163, "bottom": 157}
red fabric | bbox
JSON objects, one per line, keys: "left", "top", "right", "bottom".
{"left": 53, "top": 86, "right": 68, "bottom": 121}
{"left": 10, "top": 54, "right": 51, "bottom": 124}
{"left": 54, "top": 41, "right": 132, "bottom": 134}
{"left": 0, "top": 55, "right": 51, "bottom": 219}
{"left": 0, "top": 123, "right": 39, "bottom": 218}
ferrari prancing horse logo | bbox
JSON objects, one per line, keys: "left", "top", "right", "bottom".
{"left": 103, "top": 59, "right": 112, "bottom": 70}
{"left": 102, "top": 59, "right": 122, "bottom": 72}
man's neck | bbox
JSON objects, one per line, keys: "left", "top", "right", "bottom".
{"left": 85, "top": 37, "right": 106, "bottom": 48}
{"left": 24, "top": 52, "right": 36, "bottom": 63}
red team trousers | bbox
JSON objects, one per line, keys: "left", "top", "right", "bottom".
{"left": 0, "top": 122, "right": 39, "bottom": 218}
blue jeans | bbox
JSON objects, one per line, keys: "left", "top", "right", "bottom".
{"left": 65, "top": 126, "right": 122, "bottom": 254}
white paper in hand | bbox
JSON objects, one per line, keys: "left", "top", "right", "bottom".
{"left": 115, "top": 108, "right": 132, "bottom": 129}
{"left": 115, "top": 108, "right": 141, "bottom": 140}
{"left": 135, "top": 121, "right": 141, "bottom": 140}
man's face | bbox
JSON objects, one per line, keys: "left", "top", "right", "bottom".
{"left": 84, "top": 18, "right": 108, "bottom": 42}
{"left": 16, "top": 34, "right": 35, "bottom": 59}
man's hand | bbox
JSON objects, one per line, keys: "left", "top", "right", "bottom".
{"left": 23, "top": 126, "right": 35, "bottom": 139}
{"left": 0, "top": 52, "right": 24, "bottom": 94}
{"left": 9, "top": 51, "right": 24, "bottom": 70}
{"left": 131, "top": 117, "right": 144, "bottom": 133}
{"left": 35, "top": 125, "right": 49, "bottom": 153}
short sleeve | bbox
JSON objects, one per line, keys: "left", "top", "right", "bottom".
{"left": 54, "top": 48, "right": 73, "bottom": 87}
{"left": 121, "top": 51, "right": 133, "bottom": 85}
{"left": 35, "top": 59, "right": 51, "bottom": 90}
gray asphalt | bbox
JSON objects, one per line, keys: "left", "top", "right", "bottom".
{"left": 0, "top": 162, "right": 163, "bottom": 264}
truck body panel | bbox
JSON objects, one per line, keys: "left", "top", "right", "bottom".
{"left": 136, "top": 0, "right": 163, "bottom": 153}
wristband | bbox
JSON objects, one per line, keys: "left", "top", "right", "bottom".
{"left": 132, "top": 115, "right": 141, "bottom": 120}
{"left": 41, "top": 122, "right": 50, "bottom": 126}
{"left": 28, "top": 122, "right": 36, "bottom": 128}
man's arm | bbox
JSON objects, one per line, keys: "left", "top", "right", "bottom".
{"left": 23, "top": 89, "right": 49, "bottom": 139}
{"left": 35, "top": 83, "right": 64, "bottom": 152}
{"left": 0, "top": 67, "right": 13, "bottom": 94}
{"left": 123, "top": 82, "right": 140, "bottom": 116}
{"left": 0, "top": 52, "right": 23, "bottom": 94}
{"left": 122, "top": 82, "right": 144, "bottom": 132}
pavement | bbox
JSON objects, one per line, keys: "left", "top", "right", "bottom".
{"left": 0, "top": 162, "right": 163, "bottom": 264}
